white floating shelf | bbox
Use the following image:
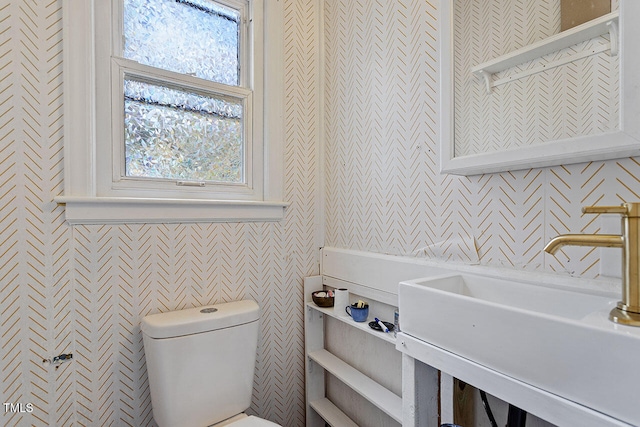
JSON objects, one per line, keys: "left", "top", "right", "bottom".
{"left": 471, "top": 11, "right": 619, "bottom": 92}
{"left": 306, "top": 302, "right": 396, "bottom": 345}
{"left": 308, "top": 349, "right": 403, "bottom": 423}
{"left": 309, "top": 398, "right": 359, "bottom": 427}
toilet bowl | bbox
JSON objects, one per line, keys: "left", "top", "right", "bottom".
{"left": 141, "top": 300, "right": 282, "bottom": 427}
{"left": 213, "top": 414, "right": 280, "bottom": 426}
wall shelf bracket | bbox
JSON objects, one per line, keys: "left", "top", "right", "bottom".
{"left": 608, "top": 20, "right": 619, "bottom": 56}
{"left": 477, "top": 70, "right": 492, "bottom": 94}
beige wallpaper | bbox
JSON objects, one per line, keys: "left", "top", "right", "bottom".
{"left": 3, "top": 0, "right": 638, "bottom": 426}
{"left": 323, "top": 0, "right": 638, "bottom": 279}
{"left": 0, "top": 0, "right": 319, "bottom": 426}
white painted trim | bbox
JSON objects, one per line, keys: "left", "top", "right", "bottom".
{"left": 308, "top": 349, "right": 402, "bottom": 423}
{"left": 54, "top": 197, "right": 288, "bottom": 224}
{"left": 247, "top": 0, "right": 263, "bottom": 200}
{"left": 398, "top": 333, "right": 634, "bottom": 427}
{"left": 304, "top": 275, "right": 325, "bottom": 427}
{"left": 321, "top": 248, "right": 451, "bottom": 296}
{"left": 308, "top": 398, "right": 357, "bottom": 427}
{"left": 61, "top": 0, "right": 286, "bottom": 224}
{"left": 320, "top": 247, "right": 621, "bottom": 297}
{"left": 439, "top": 372, "right": 454, "bottom": 425}
{"left": 442, "top": 130, "right": 640, "bottom": 176}
{"left": 439, "top": 0, "right": 640, "bottom": 176}
{"left": 307, "top": 302, "right": 396, "bottom": 345}
{"left": 401, "top": 354, "right": 440, "bottom": 427}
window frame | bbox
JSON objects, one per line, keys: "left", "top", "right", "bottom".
{"left": 109, "top": 58, "right": 255, "bottom": 197}
{"left": 59, "top": 0, "right": 287, "bottom": 224}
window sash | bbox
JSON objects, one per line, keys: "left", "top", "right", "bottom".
{"left": 92, "top": 0, "right": 262, "bottom": 201}
{"left": 59, "top": 0, "right": 286, "bottom": 224}
{"left": 121, "top": 0, "right": 244, "bottom": 87}
{"left": 110, "top": 58, "right": 254, "bottom": 195}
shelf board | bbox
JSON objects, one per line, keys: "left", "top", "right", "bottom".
{"left": 471, "top": 11, "right": 619, "bottom": 76}
{"left": 308, "top": 349, "right": 402, "bottom": 423}
{"left": 306, "top": 302, "right": 396, "bottom": 345}
{"left": 309, "top": 398, "right": 359, "bottom": 427}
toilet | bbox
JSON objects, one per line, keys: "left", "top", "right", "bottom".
{"left": 141, "top": 300, "right": 281, "bottom": 427}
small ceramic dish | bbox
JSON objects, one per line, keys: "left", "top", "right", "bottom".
{"left": 312, "top": 290, "right": 334, "bottom": 307}
{"left": 368, "top": 320, "right": 394, "bottom": 332}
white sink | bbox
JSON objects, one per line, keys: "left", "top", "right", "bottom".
{"left": 399, "top": 273, "right": 640, "bottom": 425}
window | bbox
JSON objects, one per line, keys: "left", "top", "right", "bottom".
{"left": 59, "top": 0, "right": 286, "bottom": 223}
{"left": 119, "top": 0, "right": 248, "bottom": 188}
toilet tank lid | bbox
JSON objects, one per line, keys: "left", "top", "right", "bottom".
{"left": 141, "top": 299, "right": 259, "bottom": 339}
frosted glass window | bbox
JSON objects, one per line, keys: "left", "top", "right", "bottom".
{"left": 123, "top": 0, "right": 240, "bottom": 86}
{"left": 62, "top": 0, "right": 284, "bottom": 222}
{"left": 124, "top": 79, "right": 243, "bottom": 183}
{"left": 121, "top": 0, "right": 247, "bottom": 185}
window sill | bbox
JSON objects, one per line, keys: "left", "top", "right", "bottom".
{"left": 55, "top": 196, "right": 289, "bottom": 224}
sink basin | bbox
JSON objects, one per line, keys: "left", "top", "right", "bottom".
{"left": 399, "top": 273, "right": 640, "bottom": 425}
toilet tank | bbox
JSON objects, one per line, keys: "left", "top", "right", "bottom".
{"left": 141, "top": 300, "right": 260, "bottom": 427}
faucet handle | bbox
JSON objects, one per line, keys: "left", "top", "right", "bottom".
{"left": 583, "top": 203, "right": 640, "bottom": 217}
{"left": 582, "top": 205, "right": 629, "bottom": 215}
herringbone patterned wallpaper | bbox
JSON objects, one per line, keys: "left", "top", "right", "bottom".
{"left": 3, "top": 0, "right": 639, "bottom": 426}
{"left": 323, "top": 0, "right": 639, "bottom": 277}
{"left": 0, "top": 0, "right": 319, "bottom": 426}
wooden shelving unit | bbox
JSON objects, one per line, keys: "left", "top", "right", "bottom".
{"left": 304, "top": 277, "right": 401, "bottom": 427}
{"left": 308, "top": 398, "right": 358, "bottom": 427}
{"left": 306, "top": 303, "right": 396, "bottom": 345}
{"left": 308, "top": 347, "right": 402, "bottom": 423}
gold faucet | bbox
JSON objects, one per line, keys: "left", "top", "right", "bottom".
{"left": 544, "top": 203, "right": 640, "bottom": 327}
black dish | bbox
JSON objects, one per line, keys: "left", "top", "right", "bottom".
{"left": 368, "top": 320, "right": 394, "bottom": 332}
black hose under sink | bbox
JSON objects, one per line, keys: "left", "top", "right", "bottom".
{"left": 480, "top": 389, "right": 527, "bottom": 427}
